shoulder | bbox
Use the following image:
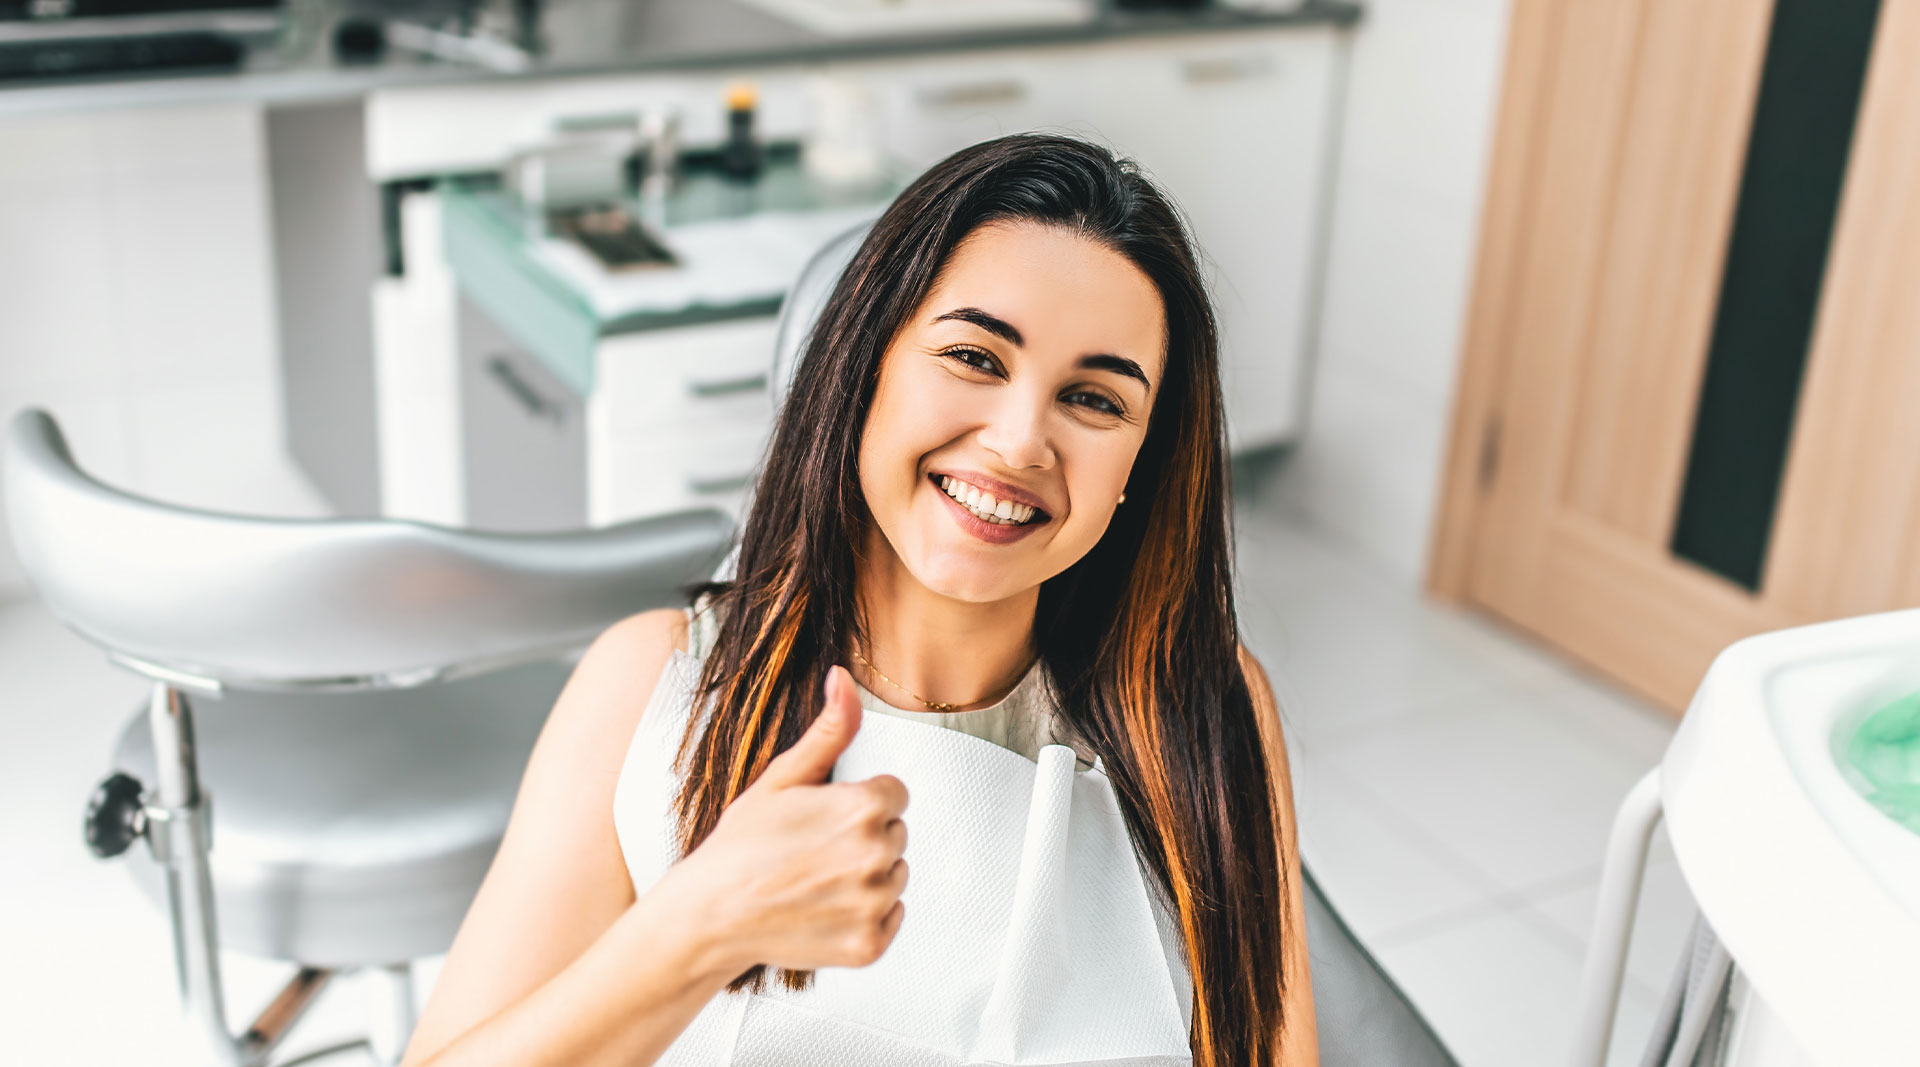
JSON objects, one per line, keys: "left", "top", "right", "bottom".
{"left": 595, "top": 607, "right": 691, "bottom": 666}
{"left": 1235, "top": 644, "right": 1291, "bottom": 785}
{"left": 1238, "top": 644, "right": 1287, "bottom": 768}
{"left": 1236, "top": 644, "right": 1279, "bottom": 717}
{"left": 539, "top": 608, "right": 691, "bottom": 761}
{"left": 1235, "top": 644, "right": 1292, "bottom": 809}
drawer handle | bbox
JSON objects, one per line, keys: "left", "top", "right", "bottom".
{"left": 686, "top": 472, "right": 754, "bottom": 496}
{"left": 916, "top": 79, "right": 1027, "bottom": 110}
{"left": 1180, "top": 54, "right": 1277, "bottom": 86}
{"left": 686, "top": 372, "right": 769, "bottom": 399}
{"left": 486, "top": 355, "right": 564, "bottom": 425}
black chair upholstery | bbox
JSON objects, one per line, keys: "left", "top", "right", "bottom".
{"left": 1303, "top": 866, "right": 1461, "bottom": 1067}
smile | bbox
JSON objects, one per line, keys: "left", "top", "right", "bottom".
{"left": 935, "top": 475, "right": 1044, "bottom": 526}
{"left": 927, "top": 473, "right": 1052, "bottom": 546}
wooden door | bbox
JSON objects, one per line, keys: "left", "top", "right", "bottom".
{"left": 1430, "top": 0, "right": 1920, "bottom": 712}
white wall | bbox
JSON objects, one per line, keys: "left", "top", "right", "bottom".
{"left": 1274, "top": 0, "right": 1513, "bottom": 582}
{"left": 0, "top": 103, "right": 327, "bottom": 599}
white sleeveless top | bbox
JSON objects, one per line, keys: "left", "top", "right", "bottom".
{"left": 610, "top": 599, "right": 1196, "bottom": 1066}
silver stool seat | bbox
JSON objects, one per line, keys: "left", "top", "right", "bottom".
{"left": 110, "top": 661, "right": 568, "bottom": 968}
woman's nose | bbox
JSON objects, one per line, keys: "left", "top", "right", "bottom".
{"left": 975, "top": 391, "right": 1055, "bottom": 470}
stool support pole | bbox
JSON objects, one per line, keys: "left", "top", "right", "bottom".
{"left": 144, "top": 682, "right": 370, "bottom": 1067}
{"left": 148, "top": 682, "right": 253, "bottom": 1067}
{"left": 364, "top": 962, "right": 418, "bottom": 1065}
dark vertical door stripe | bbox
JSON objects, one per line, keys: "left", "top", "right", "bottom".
{"left": 1670, "top": 0, "right": 1883, "bottom": 590}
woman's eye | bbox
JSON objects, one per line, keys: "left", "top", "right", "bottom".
{"left": 941, "top": 346, "right": 1002, "bottom": 375}
{"left": 1067, "top": 391, "right": 1125, "bottom": 418}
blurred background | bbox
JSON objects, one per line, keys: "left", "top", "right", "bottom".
{"left": 4, "top": 1, "right": 1916, "bottom": 1065}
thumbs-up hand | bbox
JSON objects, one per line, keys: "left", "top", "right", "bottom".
{"left": 665, "top": 666, "right": 910, "bottom": 974}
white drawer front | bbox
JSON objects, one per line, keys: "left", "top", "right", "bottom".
{"left": 590, "top": 421, "right": 769, "bottom": 526}
{"left": 593, "top": 317, "right": 781, "bottom": 443}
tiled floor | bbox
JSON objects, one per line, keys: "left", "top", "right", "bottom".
{"left": 0, "top": 454, "right": 1695, "bottom": 1067}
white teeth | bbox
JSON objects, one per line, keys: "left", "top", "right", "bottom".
{"left": 937, "top": 475, "right": 1040, "bottom": 526}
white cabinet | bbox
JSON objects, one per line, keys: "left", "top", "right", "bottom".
{"left": 369, "top": 23, "right": 1345, "bottom": 528}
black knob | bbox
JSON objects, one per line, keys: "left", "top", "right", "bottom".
{"left": 84, "top": 772, "right": 147, "bottom": 859}
{"left": 332, "top": 18, "right": 387, "bottom": 65}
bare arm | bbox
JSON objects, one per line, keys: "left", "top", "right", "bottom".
{"left": 402, "top": 611, "right": 910, "bottom": 1067}
{"left": 401, "top": 609, "right": 726, "bottom": 1067}
{"left": 1241, "top": 644, "right": 1321, "bottom": 1067}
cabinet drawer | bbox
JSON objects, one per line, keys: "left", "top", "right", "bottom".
{"left": 458, "top": 294, "right": 588, "bottom": 532}
{"left": 589, "top": 422, "right": 769, "bottom": 525}
{"left": 857, "top": 50, "right": 1050, "bottom": 169}
{"left": 593, "top": 317, "right": 781, "bottom": 442}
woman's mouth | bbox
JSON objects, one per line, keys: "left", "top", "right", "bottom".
{"left": 929, "top": 473, "right": 1051, "bottom": 544}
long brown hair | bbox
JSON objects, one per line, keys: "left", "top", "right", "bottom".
{"left": 673, "top": 133, "right": 1287, "bottom": 1065}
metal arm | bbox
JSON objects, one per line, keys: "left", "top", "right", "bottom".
{"left": 1568, "top": 768, "right": 1666, "bottom": 1067}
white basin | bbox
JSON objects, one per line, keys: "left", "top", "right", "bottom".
{"left": 1663, "top": 608, "right": 1920, "bottom": 1065}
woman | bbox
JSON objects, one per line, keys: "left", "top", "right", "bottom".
{"left": 401, "top": 133, "right": 1316, "bottom": 1067}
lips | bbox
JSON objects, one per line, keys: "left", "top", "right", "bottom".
{"left": 928, "top": 472, "right": 1051, "bottom": 546}
{"left": 929, "top": 470, "right": 1052, "bottom": 517}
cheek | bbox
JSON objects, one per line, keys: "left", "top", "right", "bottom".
{"left": 863, "top": 368, "right": 971, "bottom": 465}
{"left": 859, "top": 367, "right": 949, "bottom": 507}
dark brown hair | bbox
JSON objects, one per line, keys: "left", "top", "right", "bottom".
{"left": 673, "top": 133, "right": 1288, "bottom": 1065}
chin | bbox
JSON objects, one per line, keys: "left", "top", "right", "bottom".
{"left": 909, "top": 550, "right": 1031, "bottom": 605}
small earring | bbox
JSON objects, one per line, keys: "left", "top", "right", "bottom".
{"left": 1118, "top": 492, "right": 1127, "bottom": 504}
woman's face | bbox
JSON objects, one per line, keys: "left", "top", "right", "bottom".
{"left": 857, "top": 219, "right": 1167, "bottom": 604}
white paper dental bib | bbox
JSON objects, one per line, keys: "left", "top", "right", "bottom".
{"left": 612, "top": 651, "right": 1195, "bottom": 1066}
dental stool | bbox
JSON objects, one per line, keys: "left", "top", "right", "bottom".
{"left": 3, "top": 409, "right": 730, "bottom": 1067}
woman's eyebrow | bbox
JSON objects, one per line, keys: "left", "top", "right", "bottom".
{"left": 933, "top": 306, "right": 1150, "bottom": 389}
{"left": 1079, "top": 353, "right": 1152, "bottom": 389}
{"left": 933, "top": 307, "right": 1023, "bottom": 346}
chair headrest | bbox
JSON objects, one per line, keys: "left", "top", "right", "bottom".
{"left": 2, "top": 409, "right": 730, "bottom": 690}
{"left": 771, "top": 220, "right": 874, "bottom": 410}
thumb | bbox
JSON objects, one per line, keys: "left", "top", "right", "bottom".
{"left": 759, "top": 665, "right": 863, "bottom": 788}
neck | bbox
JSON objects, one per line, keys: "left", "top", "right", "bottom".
{"left": 852, "top": 524, "right": 1039, "bottom": 712}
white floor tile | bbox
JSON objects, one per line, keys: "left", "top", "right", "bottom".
{"left": 1375, "top": 905, "right": 1659, "bottom": 1067}
{"left": 1521, "top": 663, "right": 1678, "bottom": 770}
{"left": 1244, "top": 581, "right": 1510, "bottom": 750}
{"left": 1527, "top": 856, "right": 1699, "bottom": 1004}
{"left": 1315, "top": 688, "right": 1660, "bottom": 894}
{"left": 1293, "top": 763, "right": 1505, "bottom": 944}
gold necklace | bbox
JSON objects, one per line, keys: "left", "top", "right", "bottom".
{"left": 849, "top": 645, "right": 1032, "bottom": 713}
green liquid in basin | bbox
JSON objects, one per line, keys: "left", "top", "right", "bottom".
{"left": 1837, "top": 691, "right": 1920, "bottom": 835}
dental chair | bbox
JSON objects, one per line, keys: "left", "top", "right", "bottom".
{"left": 6, "top": 216, "right": 1456, "bottom": 1067}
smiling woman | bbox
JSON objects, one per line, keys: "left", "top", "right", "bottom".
{"left": 400, "top": 134, "right": 1315, "bottom": 1067}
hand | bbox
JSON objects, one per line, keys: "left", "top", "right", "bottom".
{"left": 665, "top": 665, "right": 909, "bottom": 975}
